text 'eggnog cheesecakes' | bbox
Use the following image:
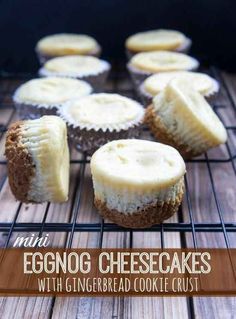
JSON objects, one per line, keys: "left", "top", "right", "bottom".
{"left": 5, "top": 116, "right": 69, "bottom": 203}
{"left": 125, "top": 29, "right": 192, "bottom": 58}
{"left": 39, "top": 55, "right": 111, "bottom": 91}
{"left": 36, "top": 33, "right": 101, "bottom": 64}
{"left": 13, "top": 77, "right": 92, "bottom": 119}
{"left": 91, "top": 139, "right": 186, "bottom": 228}
{"left": 140, "top": 71, "right": 219, "bottom": 106}
{"left": 145, "top": 79, "right": 227, "bottom": 158}
{"left": 58, "top": 93, "right": 144, "bottom": 153}
{"left": 127, "top": 50, "right": 199, "bottom": 88}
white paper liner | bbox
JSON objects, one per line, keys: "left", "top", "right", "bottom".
{"left": 203, "top": 78, "right": 220, "bottom": 98}
{"left": 138, "top": 82, "right": 153, "bottom": 107}
{"left": 127, "top": 63, "right": 152, "bottom": 89}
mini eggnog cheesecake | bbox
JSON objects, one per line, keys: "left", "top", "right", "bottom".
{"left": 91, "top": 139, "right": 186, "bottom": 228}
{"left": 127, "top": 50, "right": 199, "bottom": 88}
{"left": 5, "top": 116, "right": 69, "bottom": 203}
{"left": 36, "top": 33, "right": 101, "bottom": 64}
{"left": 125, "top": 29, "right": 191, "bottom": 58}
{"left": 39, "top": 55, "right": 110, "bottom": 91}
{"left": 145, "top": 79, "right": 227, "bottom": 158}
{"left": 58, "top": 93, "right": 144, "bottom": 153}
{"left": 140, "top": 71, "right": 219, "bottom": 106}
{"left": 13, "top": 77, "right": 92, "bottom": 119}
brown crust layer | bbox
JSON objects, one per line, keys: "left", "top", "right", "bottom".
{"left": 144, "top": 104, "right": 199, "bottom": 159}
{"left": 95, "top": 189, "right": 184, "bottom": 228}
{"left": 5, "top": 121, "right": 35, "bottom": 202}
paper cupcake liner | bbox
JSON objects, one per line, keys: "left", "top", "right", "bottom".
{"left": 138, "top": 83, "right": 153, "bottom": 107}
{"left": 125, "top": 38, "right": 192, "bottom": 60}
{"left": 94, "top": 178, "right": 184, "bottom": 228}
{"left": 145, "top": 104, "right": 220, "bottom": 158}
{"left": 66, "top": 123, "right": 142, "bottom": 154}
{"left": 35, "top": 46, "right": 102, "bottom": 65}
{"left": 204, "top": 78, "right": 220, "bottom": 105}
{"left": 127, "top": 63, "right": 152, "bottom": 92}
{"left": 14, "top": 102, "right": 59, "bottom": 120}
{"left": 39, "top": 61, "right": 111, "bottom": 92}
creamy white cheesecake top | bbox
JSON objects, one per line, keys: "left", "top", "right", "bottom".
{"left": 40, "top": 56, "right": 110, "bottom": 77}
{"left": 36, "top": 33, "right": 99, "bottom": 55}
{"left": 59, "top": 93, "right": 144, "bottom": 131}
{"left": 130, "top": 51, "right": 199, "bottom": 73}
{"left": 143, "top": 71, "right": 219, "bottom": 96}
{"left": 91, "top": 139, "right": 186, "bottom": 191}
{"left": 153, "top": 78, "right": 227, "bottom": 144}
{"left": 14, "top": 77, "right": 92, "bottom": 105}
{"left": 126, "top": 29, "right": 188, "bottom": 52}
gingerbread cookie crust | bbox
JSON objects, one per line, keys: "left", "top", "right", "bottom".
{"left": 95, "top": 184, "right": 184, "bottom": 228}
{"left": 5, "top": 121, "right": 35, "bottom": 202}
{"left": 144, "top": 104, "right": 197, "bottom": 158}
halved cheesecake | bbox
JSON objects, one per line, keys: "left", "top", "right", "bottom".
{"left": 5, "top": 116, "right": 69, "bottom": 203}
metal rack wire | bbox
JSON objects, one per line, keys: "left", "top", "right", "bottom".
{"left": 0, "top": 64, "right": 236, "bottom": 254}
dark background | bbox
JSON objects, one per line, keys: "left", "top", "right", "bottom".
{"left": 0, "top": 0, "right": 236, "bottom": 73}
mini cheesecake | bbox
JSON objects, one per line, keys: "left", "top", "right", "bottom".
{"left": 125, "top": 29, "right": 191, "bottom": 58}
{"left": 58, "top": 93, "right": 144, "bottom": 153}
{"left": 39, "top": 55, "right": 110, "bottom": 91}
{"left": 13, "top": 77, "right": 92, "bottom": 119}
{"left": 91, "top": 139, "right": 186, "bottom": 228}
{"left": 5, "top": 116, "right": 69, "bottom": 203}
{"left": 127, "top": 51, "right": 199, "bottom": 88}
{"left": 36, "top": 33, "right": 101, "bottom": 64}
{"left": 140, "top": 71, "right": 219, "bottom": 106}
{"left": 145, "top": 79, "right": 227, "bottom": 158}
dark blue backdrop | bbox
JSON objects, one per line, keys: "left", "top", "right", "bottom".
{"left": 0, "top": 0, "right": 235, "bottom": 72}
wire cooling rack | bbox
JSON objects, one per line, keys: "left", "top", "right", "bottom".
{"left": 0, "top": 62, "right": 236, "bottom": 256}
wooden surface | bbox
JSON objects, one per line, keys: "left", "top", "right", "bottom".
{"left": 0, "top": 67, "right": 235, "bottom": 318}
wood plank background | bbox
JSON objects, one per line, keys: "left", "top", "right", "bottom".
{"left": 0, "top": 66, "right": 235, "bottom": 318}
